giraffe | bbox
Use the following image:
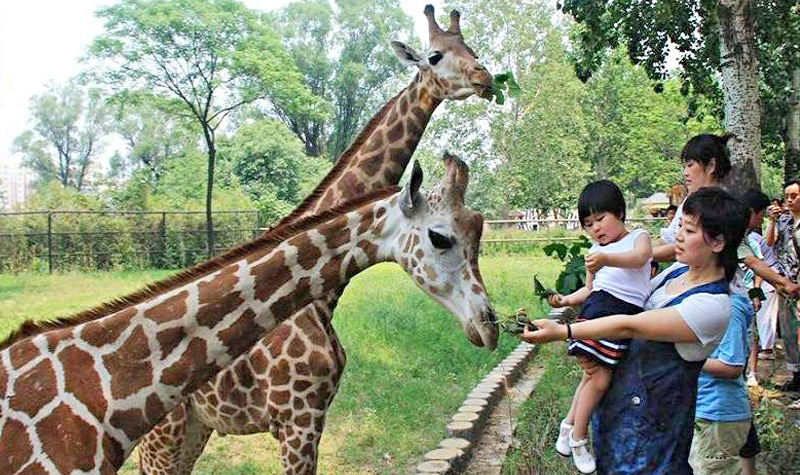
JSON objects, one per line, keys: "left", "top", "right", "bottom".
{"left": 0, "top": 158, "right": 496, "bottom": 475}
{"left": 138, "top": 5, "right": 495, "bottom": 474}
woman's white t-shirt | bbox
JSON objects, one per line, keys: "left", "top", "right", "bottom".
{"left": 645, "top": 262, "right": 731, "bottom": 361}
{"left": 590, "top": 228, "right": 652, "bottom": 308}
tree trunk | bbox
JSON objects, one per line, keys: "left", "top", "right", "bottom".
{"left": 786, "top": 66, "right": 800, "bottom": 181}
{"left": 204, "top": 130, "right": 216, "bottom": 258}
{"left": 717, "top": 0, "right": 762, "bottom": 191}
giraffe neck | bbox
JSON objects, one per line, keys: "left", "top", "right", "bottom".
{"left": 26, "top": 191, "right": 395, "bottom": 464}
{"left": 281, "top": 73, "right": 443, "bottom": 226}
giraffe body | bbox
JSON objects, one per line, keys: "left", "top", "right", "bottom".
{"left": 138, "top": 6, "right": 494, "bottom": 475}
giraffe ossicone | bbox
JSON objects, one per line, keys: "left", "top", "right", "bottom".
{"left": 0, "top": 156, "right": 497, "bottom": 475}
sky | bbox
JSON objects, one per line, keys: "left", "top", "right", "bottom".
{"left": 0, "top": 0, "right": 447, "bottom": 169}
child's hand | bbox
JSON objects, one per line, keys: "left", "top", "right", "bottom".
{"left": 520, "top": 319, "right": 564, "bottom": 343}
{"left": 585, "top": 252, "right": 606, "bottom": 274}
{"left": 547, "top": 294, "right": 566, "bottom": 307}
{"left": 752, "top": 297, "right": 761, "bottom": 313}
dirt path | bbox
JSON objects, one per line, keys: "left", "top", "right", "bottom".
{"left": 461, "top": 357, "right": 547, "bottom": 474}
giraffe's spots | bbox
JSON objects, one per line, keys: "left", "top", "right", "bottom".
{"left": 359, "top": 152, "right": 382, "bottom": 177}
{"left": 229, "top": 388, "right": 247, "bottom": 407}
{"left": 103, "top": 325, "right": 153, "bottom": 399}
{"left": 81, "top": 307, "right": 135, "bottom": 347}
{"left": 43, "top": 327, "right": 72, "bottom": 353}
{"left": 288, "top": 435, "right": 302, "bottom": 449}
{"left": 386, "top": 120, "right": 405, "bottom": 143}
{"left": 472, "top": 284, "right": 484, "bottom": 295}
{"left": 345, "top": 257, "right": 361, "bottom": 278}
{"left": 217, "top": 308, "right": 262, "bottom": 359}
{"left": 320, "top": 258, "right": 343, "bottom": 294}
{"left": 295, "top": 412, "right": 312, "bottom": 428}
{"left": 415, "top": 249, "right": 425, "bottom": 259}
{"left": 308, "top": 350, "right": 330, "bottom": 377}
{"left": 10, "top": 359, "right": 57, "bottom": 417}
{"left": 319, "top": 216, "right": 351, "bottom": 249}
{"left": 319, "top": 189, "right": 336, "bottom": 211}
{"left": 0, "top": 418, "right": 32, "bottom": 473}
{"left": 296, "top": 313, "right": 327, "bottom": 347}
{"left": 102, "top": 436, "right": 125, "bottom": 473}
{"left": 0, "top": 363, "right": 7, "bottom": 397}
{"left": 251, "top": 388, "right": 266, "bottom": 407}
{"left": 270, "top": 278, "right": 313, "bottom": 321}
{"left": 365, "top": 132, "right": 383, "bottom": 152}
{"left": 198, "top": 265, "right": 239, "bottom": 305}
{"left": 197, "top": 290, "right": 244, "bottom": 329}
{"left": 39, "top": 403, "right": 97, "bottom": 473}
{"left": 288, "top": 233, "right": 322, "bottom": 271}
{"left": 251, "top": 347, "right": 269, "bottom": 373}
{"left": 302, "top": 441, "right": 316, "bottom": 457}
{"left": 357, "top": 207, "right": 375, "bottom": 235}
{"left": 218, "top": 370, "right": 235, "bottom": 400}
{"left": 443, "top": 282, "right": 454, "bottom": 295}
{"left": 416, "top": 276, "right": 425, "bottom": 286}
{"left": 358, "top": 240, "right": 379, "bottom": 262}
{"left": 462, "top": 268, "right": 471, "bottom": 281}
{"left": 252, "top": 251, "right": 291, "bottom": 302}
{"left": 423, "top": 265, "right": 438, "bottom": 280}
{"left": 160, "top": 338, "right": 209, "bottom": 392}
{"left": 287, "top": 337, "right": 307, "bottom": 358}
{"left": 294, "top": 379, "right": 312, "bottom": 392}
{"left": 110, "top": 407, "right": 150, "bottom": 441}
{"left": 156, "top": 327, "right": 187, "bottom": 358}
{"left": 9, "top": 341, "right": 39, "bottom": 369}
{"left": 296, "top": 361, "right": 310, "bottom": 376}
{"left": 406, "top": 116, "right": 423, "bottom": 136}
{"left": 399, "top": 95, "right": 409, "bottom": 115}
{"left": 268, "top": 359, "right": 291, "bottom": 386}
{"left": 412, "top": 106, "right": 426, "bottom": 124}
{"left": 145, "top": 393, "right": 165, "bottom": 425}
{"left": 144, "top": 290, "right": 189, "bottom": 324}
{"left": 340, "top": 172, "right": 366, "bottom": 197}
{"left": 234, "top": 359, "right": 255, "bottom": 388}
{"left": 267, "top": 325, "right": 292, "bottom": 359}
{"left": 60, "top": 346, "right": 106, "bottom": 422}
{"left": 270, "top": 389, "right": 291, "bottom": 406}
{"left": 307, "top": 385, "right": 330, "bottom": 411}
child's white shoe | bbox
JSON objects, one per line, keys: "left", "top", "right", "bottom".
{"left": 569, "top": 429, "right": 596, "bottom": 474}
{"left": 555, "top": 419, "right": 572, "bottom": 456}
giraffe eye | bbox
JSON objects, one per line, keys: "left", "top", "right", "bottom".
{"left": 428, "top": 52, "right": 443, "bottom": 66}
{"left": 428, "top": 230, "right": 453, "bottom": 250}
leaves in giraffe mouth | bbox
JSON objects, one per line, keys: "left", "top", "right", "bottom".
{"left": 487, "top": 71, "right": 522, "bottom": 105}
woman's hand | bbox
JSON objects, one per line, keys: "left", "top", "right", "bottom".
{"left": 767, "top": 204, "right": 782, "bottom": 220}
{"left": 547, "top": 294, "right": 566, "bottom": 307}
{"left": 585, "top": 252, "right": 606, "bottom": 274}
{"left": 520, "top": 319, "right": 566, "bottom": 344}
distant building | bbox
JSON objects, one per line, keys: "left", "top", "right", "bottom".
{"left": 0, "top": 167, "right": 33, "bottom": 210}
{"left": 640, "top": 192, "right": 670, "bottom": 216}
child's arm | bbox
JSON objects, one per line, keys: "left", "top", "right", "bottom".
{"left": 586, "top": 232, "right": 652, "bottom": 273}
{"left": 701, "top": 359, "right": 744, "bottom": 379}
{"left": 548, "top": 271, "right": 593, "bottom": 307}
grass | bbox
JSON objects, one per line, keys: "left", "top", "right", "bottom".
{"left": 0, "top": 252, "right": 563, "bottom": 474}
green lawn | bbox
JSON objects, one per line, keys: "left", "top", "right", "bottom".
{"left": 0, "top": 252, "right": 563, "bottom": 474}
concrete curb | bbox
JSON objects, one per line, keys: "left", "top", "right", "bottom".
{"left": 413, "top": 307, "right": 569, "bottom": 474}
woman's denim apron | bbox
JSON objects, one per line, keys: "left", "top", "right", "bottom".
{"left": 591, "top": 266, "right": 729, "bottom": 475}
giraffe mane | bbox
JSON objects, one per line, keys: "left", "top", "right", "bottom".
{"left": 0, "top": 186, "right": 401, "bottom": 352}
{"left": 268, "top": 74, "right": 420, "bottom": 231}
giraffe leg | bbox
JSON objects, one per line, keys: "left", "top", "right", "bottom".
{"left": 277, "top": 418, "right": 324, "bottom": 475}
{"left": 138, "top": 402, "right": 213, "bottom": 475}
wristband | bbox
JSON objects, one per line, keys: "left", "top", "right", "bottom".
{"left": 566, "top": 323, "right": 572, "bottom": 341}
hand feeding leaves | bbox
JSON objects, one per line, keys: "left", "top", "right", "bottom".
{"left": 500, "top": 307, "right": 537, "bottom": 335}
{"left": 488, "top": 70, "right": 521, "bottom": 105}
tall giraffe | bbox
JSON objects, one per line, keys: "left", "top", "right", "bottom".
{"left": 138, "top": 6, "right": 494, "bottom": 475}
{"left": 0, "top": 159, "right": 496, "bottom": 475}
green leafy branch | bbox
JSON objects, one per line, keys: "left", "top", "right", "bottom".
{"left": 533, "top": 235, "right": 592, "bottom": 299}
{"left": 489, "top": 70, "right": 522, "bottom": 105}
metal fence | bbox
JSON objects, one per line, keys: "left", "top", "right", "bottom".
{"left": 0, "top": 210, "right": 262, "bottom": 273}
{"left": 482, "top": 217, "right": 667, "bottom": 244}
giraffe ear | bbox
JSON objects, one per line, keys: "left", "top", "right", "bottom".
{"left": 400, "top": 160, "right": 425, "bottom": 217}
{"left": 391, "top": 41, "right": 423, "bottom": 67}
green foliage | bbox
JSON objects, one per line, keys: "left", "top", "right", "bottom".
{"left": 488, "top": 70, "right": 522, "bottom": 105}
{"left": 538, "top": 235, "right": 592, "bottom": 296}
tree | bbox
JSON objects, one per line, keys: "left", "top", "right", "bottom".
{"left": 560, "top": 0, "right": 763, "bottom": 190}
{"left": 269, "top": 0, "right": 414, "bottom": 159}
{"left": 88, "top": 0, "right": 316, "bottom": 256}
{"left": 13, "top": 79, "right": 109, "bottom": 191}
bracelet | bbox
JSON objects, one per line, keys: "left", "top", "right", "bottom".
{"left": 566, "top": 323, "right": 573, "bottom": 341}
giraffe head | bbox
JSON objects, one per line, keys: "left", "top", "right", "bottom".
{"left": 382, "top": 154, "right": 498, "bottom": 350}
{"left": 390, "top": 5, "right": 492, "bottom": 101}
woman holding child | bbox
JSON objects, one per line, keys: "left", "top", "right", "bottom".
{"left": 522, "top": 134, "right": 751, "bottom": 474}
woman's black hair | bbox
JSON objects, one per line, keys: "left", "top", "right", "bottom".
{"left": 681, "top": 133, "right": 735, "bottom": 181}
{"left": 682, "top": 187, "right": 748, "bottom": 282}
{"left": 740, "top": 189, "right": 770, "bottom": 213}
{"left": 578, "top": 180, "right": 626, "bottom": 226}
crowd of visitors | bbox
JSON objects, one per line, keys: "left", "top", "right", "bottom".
{"left": 520, "top": 133, "right": 800, "bottom": 475}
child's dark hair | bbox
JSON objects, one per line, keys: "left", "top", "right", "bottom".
{"left": 666, "top": 204, "right": 678, "bottom": 213}
{"left": 740, "top": 189, "right": 770, "bottom": 212}
{"left": 578, "top": 180, "right": 626, "bottom": 226}
{"left": 682, "top": 187, "right": 748, "bottom": 282}
{"left": 681, "top": 133, "right": 735, "bottom": 181}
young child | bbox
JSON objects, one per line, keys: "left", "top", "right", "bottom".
{"left": 548, "top": 180, "right": 652, "bottom": 474}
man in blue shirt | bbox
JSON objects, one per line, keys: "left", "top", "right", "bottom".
{"left": 689, "top": 295, "right": 753, "bottom": 475}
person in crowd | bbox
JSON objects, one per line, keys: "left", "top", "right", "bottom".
{"left": 523, "top": 187, "right": 749, "bottom": 475}
{"left": 766, "top": 180, "right": 800, "bottom": 402}
{"left": 546, "top": 180, "right": 652, "bottom": 474}
{"left": 665, "top": 204, "right": 678, "bottom": 223}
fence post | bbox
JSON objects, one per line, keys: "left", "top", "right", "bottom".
{"left": 47, "top": 211, "right": 53, "bottom": 274}
{"left": 160, "top": 212, "right": 167, "bottom": 269}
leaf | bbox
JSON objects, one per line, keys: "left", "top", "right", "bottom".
{"left": 505, "top": 71, "right": 522, "bottom": 97}
{"left": 533, "top": 275, "right": 557, "bottom": 299}
{"left": 493, "top": 89, "right": 505, "bottom": 105}
{"left": 543, "top": 242, "right": 568, "bottom": 261}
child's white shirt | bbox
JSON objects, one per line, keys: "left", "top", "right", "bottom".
{"left": 589, "top": 228, "right": 651, "bottom": 308}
